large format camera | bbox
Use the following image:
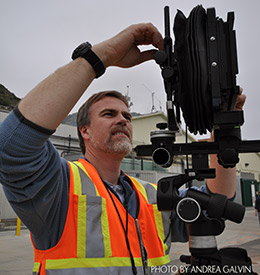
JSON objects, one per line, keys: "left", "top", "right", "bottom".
{"left": 135, "top": 5, "right": 260, "bottom": 274}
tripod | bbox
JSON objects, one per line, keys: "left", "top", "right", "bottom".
{"left": 156, "top": 175, "right": 257, "bottom": 274}
{"left": 180, "top": 218, "right": 256, "bottom": 275}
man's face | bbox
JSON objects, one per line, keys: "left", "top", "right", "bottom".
{"left": 82, "top": 96, "right": 133, "bottom": 157}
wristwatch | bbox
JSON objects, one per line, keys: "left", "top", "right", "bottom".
{"left": 71, "top": 42, "right": 106, "bottom": 78}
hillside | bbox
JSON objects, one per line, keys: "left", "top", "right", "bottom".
{"left": 0, "top": 86, "right": 142, "bottom": 124}
{"left": 62, "top": 113, "right": 77, "bottom": 126}
{"left": 0, "top": 84, "right": 20, "bottom": 109}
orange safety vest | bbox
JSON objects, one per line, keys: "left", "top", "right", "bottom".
{"left": 32, "top": 159, "right": 172, "bottom": 274}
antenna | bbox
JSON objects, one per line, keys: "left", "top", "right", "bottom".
{"left": 126, "top": 85, "right": 133, "bottom": 110}
{"left": 151, "top": 92, "right": 156, "bottom": 113}
{"left": 142, "top": 83, "right": 161, "bottom": 113}
{"left": 158, "top": 100, "right": 162, "bottom": 111}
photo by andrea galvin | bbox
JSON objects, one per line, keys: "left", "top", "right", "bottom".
{"left": 151, "top": 264, "right": 253, "bottom": 274}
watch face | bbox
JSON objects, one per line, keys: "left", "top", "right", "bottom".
{"left": 72, "top": 42, "right": 92, "bottom": 60}
{"left": 71, "top": 41, "right": 105, "bottom": 78}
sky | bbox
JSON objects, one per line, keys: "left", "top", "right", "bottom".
{"left": 1, "top": 0, "right": 260, "bottom": 141}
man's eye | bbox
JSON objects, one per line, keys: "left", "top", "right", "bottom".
{"left": 104, "top": 112, "right": 113, "bottom": 117}
{"left": 125, "top": 115, "right": 132, "bottom": 121}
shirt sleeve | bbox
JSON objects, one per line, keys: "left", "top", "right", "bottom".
{"left": 0, "top": 107, "right": 70, "bottom": 250}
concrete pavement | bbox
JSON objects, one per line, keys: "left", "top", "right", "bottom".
{"left": 0, "top": 229, "right": 33, "bottom": 275}
{"left": 0, "top": 208, "right": 259, "bottom": 274}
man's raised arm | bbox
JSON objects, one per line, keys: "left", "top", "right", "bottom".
{"left": 207, "top": 89, "right": 246, "bottom": 198}
{"left": 18, "top": 23, "right": 163, "bottom": 131}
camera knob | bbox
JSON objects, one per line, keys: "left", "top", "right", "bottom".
{"left": 176, "top": 198, "right": 201, "bottom": 223}
{"left": 162, "top": 66, "right": 174, "bottom": 80}
{"left": 156, "top": 122, "right": 168, "bottom": 130}
{"left": 154, "top": 51, "right": 167, "bottom": 65}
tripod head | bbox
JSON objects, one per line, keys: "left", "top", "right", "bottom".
{"left": 157, "top": 174, "right": 244, "bottom": 225}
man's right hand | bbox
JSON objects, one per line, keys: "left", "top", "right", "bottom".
{"left": 92, "top": 23, "right": 163, "bottom": 69}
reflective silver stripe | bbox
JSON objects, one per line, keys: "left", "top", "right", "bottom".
{"left": 74, "top": 163, "right": 97, "bottom": 196}
{"left": 131, "top": 177, "right": 172, "bottom": 255}
{"left": 46, "top": 266, "right": 144, "bottom": 275}
{"left": 161, "top": 211, "right": 172, "bottom": 254}
{"left": 135, "top": 178, "right": 157, "bottom": 204}
{"left": 45, "top": 265, "right": 169, "bottom": 275}
{"left": 190, "top": 235, "right": 217, "bottom": 249}
{"left": 72, "top": 162, "right": 107, "bottom": 258}
{"left": 85, "top": 196, "right": 105, "bottom": 258}
{"left": 135, "top": 219, "right": 148, "bottom": 275}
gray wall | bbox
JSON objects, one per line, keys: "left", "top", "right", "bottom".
{"left": 0, "top": 185, "right": 16, "bottom": 220}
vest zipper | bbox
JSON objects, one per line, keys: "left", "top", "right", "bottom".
{"left": 135, "top": 219, "right": 148, "bottom": 275}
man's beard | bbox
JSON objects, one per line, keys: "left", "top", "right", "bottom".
{"left": 90, "top": 132, "right": 132, "bottom": 156}
{"left": 104, "top": 136, "right": 132, "bottom": 155}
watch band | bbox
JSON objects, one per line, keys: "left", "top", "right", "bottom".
{"left": 72, "top": 42, "right": 106, "bottom": 78}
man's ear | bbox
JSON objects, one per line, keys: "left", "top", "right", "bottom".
{"left": 79, "top": 125, "right": 90, "bottom": 140}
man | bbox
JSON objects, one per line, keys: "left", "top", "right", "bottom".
{"left": 255, "top": 190, "right": 260, "bottom": 226}
{"left": 0, "top": 23, "right": 245, "bottom": 274}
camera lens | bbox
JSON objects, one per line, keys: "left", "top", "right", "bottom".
{"left": 152, "top": 147, "right": 172, "bottom": 167}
